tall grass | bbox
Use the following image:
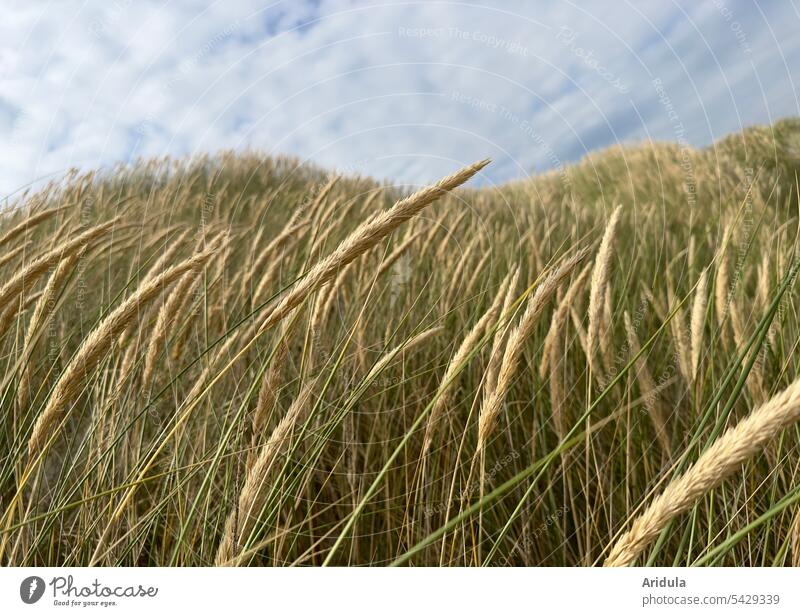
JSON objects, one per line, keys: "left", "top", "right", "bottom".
{"left": 1, "top": 118, "right": 800, "bottom": 566}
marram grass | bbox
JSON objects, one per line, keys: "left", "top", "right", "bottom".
{"left": 1, "top": 118, "right": 800, "bottom": 566}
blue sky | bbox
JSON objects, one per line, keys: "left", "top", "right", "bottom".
{"left": 1, "top": 0, "right": 798, "bottom": 196}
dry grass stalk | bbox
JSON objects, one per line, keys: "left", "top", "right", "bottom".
{"left": 605, "top": 376, "right": 800, "bottom": 566}
{"left": 421, "top": 272, "right": 512, "bottom": 456}
{"left": 140, "top": 229, "right": 190, "bottom": 284}
{"left": 0, "top": 206, "right": 68, "bottom": 251}
{"left": 306, "top": 286, "right": 332, "bottom": 376}
{"left": 142, "top": 234, "right": 226, "bottom": 389}
{"left": 257, "top": 160, "right": 489, "bottom": 335}
{"left": 248, "top": 320, "right": 297, "bottom": 469}
{"left": 757, "top": 253, "right": 770, "bottom": 313}
{"left": 215, "top": 379, "right": 319, "bottom": 565}
{"left": 690, "top": 269, "right": 708, "bottom": 381}
{"left": 569, "top": 306, "right": 589, "bottom": 359}
{"left": 0, "top": 243, "right": 30, "bottom": 270}
{"left": 28, "top": 249, "right": 214, "bottom": 454}
{"left": 587, "top": 205, "right": 622, "bottom": 381}
{"left": 318, "top": 258, "right": 361, "bottom": 326}
{"left": 418, "top": 210, "right": 449, "bottom": 260}
{"left": 115, "top": 329, "right": 145, "bottom": 398}
{"left": 183, "top": 320, "right": 258, "bottom": 408}
{"left": 251, "top": 224, "right": 309, "bottom": 302}
{"left": 314, "top": 194, "right": 343, "bottom": 231}
{"left": 443, "top": 239, "right": 477, "bottom": 307}
{"left": 544, "top": 265, "right": 592, "bottom": 437}
{"left": 477, "top": 248, "right": 589, "bottom": 453}
{"left": 715, "top": 236, "right": 731, "bottom": 331}
{"left": 642, "top": 287, "right": 666, "bottom": 323}
{"left": 756, "top": 255, "right": 779, "bottom": 349}
{"left": 360, "top": 188, "right": 381, "bottom": 214}
{"left": 485, "top": 266, "right": 520, "bottom": 395}
{"left": 308, "top": 221, "right": 337, "bottom": 259}
{"left": 363, "top": 326, "right": 443, "bottom": 385}
{"left": 0, "top": 291, "right": 43, "bottom": 342}
{"left": 540, "top": 264, "right": 591, "bottom": 379}
{"left": 792, "top": 507, "right": 800, "bottom": 567}
{"left": 434, "top": 211, "right": 469, "bottom": 261}
{"left": 308, "top": 176, "right": 340, "bottom": 222}
{"left": 667, "top": 285, "right": 693, "bottom": 386}
{"left": 599, "top": 285, "right": 614, "bottom": 375}
{"left": 623, "top": 311, "right": 671, "bottom": 456}
{"left": 464, "top": 251, "right": 491, "bottom": 297}
{"left": 158, "top": 271, "right": 202, "bottom": 361}
{"left": 17, "top": 249, "right": 85, "bottom": 408}
{"left": 547, "top": 336, "right": 567, "bottom": 440}
{"left": 0, "top": 219, "right": 117, "bottom": 317}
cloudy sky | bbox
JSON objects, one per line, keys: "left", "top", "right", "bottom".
{"left": 1, "top": 0, "right": 798, "bottom": 196}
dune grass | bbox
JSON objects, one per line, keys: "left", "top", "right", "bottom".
{"left": 1, "top": 118, "right": 800, "bottom": 566}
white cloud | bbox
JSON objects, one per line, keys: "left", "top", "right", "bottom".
{"left": 0, "top": 0, "right": 798, "bottom": 197}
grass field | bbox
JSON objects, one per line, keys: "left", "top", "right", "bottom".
{"left": 1, "top": 117, "right": 800, "bottom": 566}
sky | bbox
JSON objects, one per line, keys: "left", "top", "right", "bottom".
{"left": 1, "top": 0, "right": 799, "bottom": 197}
